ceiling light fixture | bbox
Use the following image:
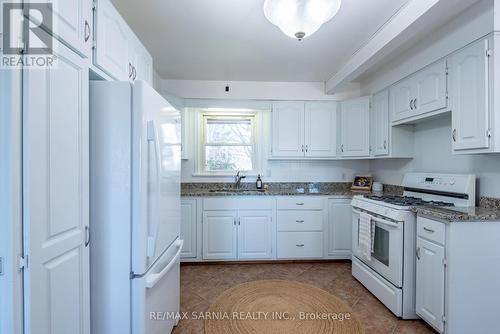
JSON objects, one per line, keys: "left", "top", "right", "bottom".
{"left": 263, "top": 0, "right": 342, "bottom": 41}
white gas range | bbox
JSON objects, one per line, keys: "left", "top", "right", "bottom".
{"left": 351, "top": 173, "right": 475, "bottom": 319}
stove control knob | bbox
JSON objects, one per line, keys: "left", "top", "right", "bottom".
{"left": 449, "top": 179, "right": 455, "bottom": 185}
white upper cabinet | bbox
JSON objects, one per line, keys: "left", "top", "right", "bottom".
{"left": 36, "top": 0, "right": 93, "bottom": 58}
{"left": 128, "top": 34, "right": 154, "bottom": 83}
{"left": 450, "top": 38, "right": 491, "bottom": 152}
{"left": 304, "top": 102, "right": 337, "bottom": 157}
{"left": 271, "top": 101, "right": 337, "bottom": 158}
{"left": 371, "top": 90, "right": 389, "bottom": 156}
{"left": 414, "top": 59, "right": 448, "bottom": 115}
{"left": 94, "top": 0, "right": 153, "bottom": 84}
{"left": 271, "top": 101, "right": 305, "bottom": 157}
{"left": 94, "top": 0, "right": 130, "bottom": 81}
{"left": 391, "top": 59, "right": 448, "bottom": 124}
{"left": 390, "top": 79, "right": 414, "bottom": 122}
{"left": 340, "top": 97, "right": 370, "bottom": 157}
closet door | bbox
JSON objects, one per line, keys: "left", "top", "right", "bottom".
{"left": 23, "top": 35, "right": 90, "bottom": 334}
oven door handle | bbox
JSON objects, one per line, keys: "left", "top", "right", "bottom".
{"left": 352, "top": 209, "right": 400, "bottom": 228}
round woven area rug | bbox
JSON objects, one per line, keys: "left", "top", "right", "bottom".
{"left": 205, "top": 280, "right": 364, "bottom": 334}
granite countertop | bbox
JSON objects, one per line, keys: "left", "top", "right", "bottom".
{"left": 181, "top": 182, "right": 403, "bottom": 198}
{"left": 412, "top": 197, "right": 500, "bottom": 223}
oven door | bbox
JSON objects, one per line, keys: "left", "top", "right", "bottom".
{"left": 352, "top": 208, "right": 404, "bottom": 287}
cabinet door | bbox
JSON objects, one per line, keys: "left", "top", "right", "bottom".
{"left": 371, "top": 90, "right": 389, "bottom": 156}
{"left": 35, "top": 0, "right": 93, "bottom": 58}
{"left": 340, "top": 97, "right": 370, "bottom": 157}
{"left": 327, "top": 199, "right": 352, "bottom": 257}
{"left": 390, "top": 78, "right": 414, "bottom": 122}
{"left": 304, "top": 101, "right": 337, "bottom": 157}
{"left": 450, "top": 38, "right": 490, "bottom": 151}
{"left": 202, "top": 211, "right": 237, "bottom": 260}
{"left": 23, "top": 36, "right": 90, "bottom": 334}
{"left": 237, "top": 211, "right": 273, "bottom": 259}
{"left": 180, "top": 200, "right": 197, "bottom": 258}
{"left": 94, "top": 0, "right": 130, "bottom": 81}
{"left": 135, "top": 47, "right": 153, "bottom": 84}
{"left": 271, "top": 102, "right": 305, "bottom": 157}
{"left": 414, "top": 59, "right": 448, "bottom": 115}
{"left": 416, "top": 237, "right": 445, "bottom": 333}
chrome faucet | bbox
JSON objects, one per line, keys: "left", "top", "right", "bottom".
{"left": 234, "top": 171, "right": 246, "bottom": 189}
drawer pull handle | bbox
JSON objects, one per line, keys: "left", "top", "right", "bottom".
{"left": 296, "top": 220, "right": 305, "bottom": 223}
{"left": 423, "top": 227, "right": 435, "bottom": 233}
{"left": 296, "top": 203, "right": 305, "bottom": 206}
{"left": 296, "top": 244, "right": 305, "bottom": 247}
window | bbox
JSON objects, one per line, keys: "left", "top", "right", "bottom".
{"left": 199, "top": 113, "right": 258, "bottom": 174}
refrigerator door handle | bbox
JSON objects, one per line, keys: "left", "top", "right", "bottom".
{"left": 145, "top": 239, "right": 184, "bottom": 289}
{"left": 146, "top": 120, "right": 162, "bottom": 259}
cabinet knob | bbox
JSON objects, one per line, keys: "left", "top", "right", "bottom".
{"left": 452, "top": 129, "right": 457, "bottom": 142}
{"left": 383, "top": 140, "right": 387, "bottom": 149}
{"left": 416, "top": 247, "right": 421, "bottom": 260}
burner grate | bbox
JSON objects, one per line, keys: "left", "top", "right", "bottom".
{"left": 364, "top": 195, "right": 454, "bottom": 207}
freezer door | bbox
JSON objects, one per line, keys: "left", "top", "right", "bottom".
{"left": 132, "top": 239, "right": 183, "bottom": 334}
{"left": 132, "top": 81, "right": 181, "bottom": 275}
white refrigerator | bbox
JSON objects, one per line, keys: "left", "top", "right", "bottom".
{"left": 90, "top": 81, "right": 182, "bottom": 334}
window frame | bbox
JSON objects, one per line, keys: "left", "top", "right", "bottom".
{"left": 197, "top": 111, "right": 260, "bottom": 176}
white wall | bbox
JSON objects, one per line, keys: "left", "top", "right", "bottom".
{"left": 363, "top": 0, "right": 500, "bottom": 198}
{"left": 161, "top": 79, "right": 360, "bottom": 101}
{"left": 178, "top": 99, "right": 370, "bottom": 184}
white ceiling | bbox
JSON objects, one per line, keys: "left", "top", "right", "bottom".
{"left": 112, "top": 0, "right": 409, "bottom": 82}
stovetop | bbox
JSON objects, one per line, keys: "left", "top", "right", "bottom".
{"left": 364, "top": 195, "right": 455, "bottom": 208}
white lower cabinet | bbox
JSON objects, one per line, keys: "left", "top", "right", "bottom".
{"left": 202, "top": 198, "right": 275, "bottom": 260}
{"left": 416, "top": 236, "right": 445, "bottom": 333}
{"left": 185, "top": 196, "right": 350, "bottom": 262}
{"left": 202, "top": 211, "right": 238, "bottom": 260}
{"left": 277, "top": 232, "right": 323, "bottom": 259}
{"left": 327, "top": 199, "right": 352, "bottom": 258}
{"left": 180, "top": 199, "right": 197, "bottom": 258}
{"left": 415, "top": 216, "right": 500, "bottom": 333}
{"left": 277, "top": 197, "right": 324, "bottom": 259}
{"left": 238, "top": 211, "right": 273, "bottom": 259}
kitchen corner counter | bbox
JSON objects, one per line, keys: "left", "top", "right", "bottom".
{"left": 412, "top": 197, "right": 500, "bottom": 223}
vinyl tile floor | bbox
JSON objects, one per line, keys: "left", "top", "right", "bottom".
{"left": 172, "top": 262, "right": 436, "bottom": 334}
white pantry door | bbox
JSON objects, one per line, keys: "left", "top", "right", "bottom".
{"left": 23, "top": 36, "right": 90, "bottom": 334}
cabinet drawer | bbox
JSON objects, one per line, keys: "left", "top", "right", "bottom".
{"left": 277, "top": 211, "right": 323, "bottom": 231}
{"left": 417, "top": 217, "right": 445, "bottom": 245}
{"left": 277, "top": 232, "right": 323, "bottom": 259}
{"left": 277, "top": 197, "right": 324, "bottom": 210}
